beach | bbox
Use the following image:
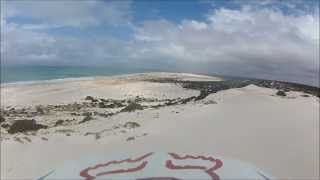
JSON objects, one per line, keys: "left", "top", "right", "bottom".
{"left": 0, "top": 72, "right": 319, "bottom": 179}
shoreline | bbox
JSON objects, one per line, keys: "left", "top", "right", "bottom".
{"left": 0, "top": 72, "right": 222, "bottom": 87}
{"left": 1, "top": 76, "right": 97, "bottom": 87}
{"left": 2, "top": 72, "right": 319, "bottom": 90}
{"left": 2, "top": 72, "right": 319, "bottom": 91}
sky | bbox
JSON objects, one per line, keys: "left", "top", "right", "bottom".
{"left": 1, "top": 0, "right": 319, "bottom": 86}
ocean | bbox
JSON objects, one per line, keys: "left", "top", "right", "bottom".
{"left": 0, "top": 66, "right": 159, "bottom": 84}
{"left": 2, "top": 66, "right": 317, "bottom": 87}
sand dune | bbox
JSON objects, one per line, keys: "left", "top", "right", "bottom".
{"left": 0, "top": 73, "right": 318, "bottom": 179}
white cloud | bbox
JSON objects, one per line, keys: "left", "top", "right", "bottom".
{"left": 1, "top": 20, "right": 58, "bottom": 64}
{"left": 2, "top": 0, "right": 132, "bottom": 28}
{"left": 20, "top": 24, "right": 62, "bottom": 30}
{"left": 1, "top": 1, "right": 319, "bottom": 86}
{"left": 132, "top": 6, "right": 319, "bottom": 85}
{"left": 180, "top": 20, "right": 208, "bottom": 30}
{"left": 1, "top": 0, "right": 134, "bottom": 64}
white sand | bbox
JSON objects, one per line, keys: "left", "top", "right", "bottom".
{"left": 1, "top": 72, "right": 220, "bottom": 107}
{"left": 0, "top": 73, "right": 319, "bottom": 179}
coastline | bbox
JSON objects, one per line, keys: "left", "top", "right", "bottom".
{"left": 0, "top": 72, "right": 222, "bottom": 87}
{"left": 1, "top": 76, "right": 97, "bottom": 87}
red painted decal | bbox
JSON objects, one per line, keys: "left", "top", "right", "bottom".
{"left": 80, "top": 152, "right": 153, "bottom": 180}
{"left": 79, "top": 152, "right": 223, "bottom": 179}
{"left": 166, "top": 153, "right": 223, "bottom": 180}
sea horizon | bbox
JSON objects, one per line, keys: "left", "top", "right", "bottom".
{"left": 0, "top": 65, "right": 166, "bottom": 84}
{"left": 1, "top": 65, "right": 319, "bottom": 88}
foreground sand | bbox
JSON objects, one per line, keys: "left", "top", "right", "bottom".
{"left": 0, "top": 73, "right": 319, "bottom": 179}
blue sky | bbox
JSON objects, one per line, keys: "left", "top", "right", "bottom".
{"left": 1, "top": 0, "right": 319, "bottom": 85}
{"left": 3, "top": 0, "right": 215, "bottom": 40}
{"left": 132, "top": 1, "right": 212, "bottom": 23}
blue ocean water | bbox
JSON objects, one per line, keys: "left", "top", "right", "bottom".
{"left": 0, "top": 66, "right": 159, "bottom": 84}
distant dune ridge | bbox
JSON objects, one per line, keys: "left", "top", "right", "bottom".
{"left": 0, "top": 72, "right": 319, "bottom": 179}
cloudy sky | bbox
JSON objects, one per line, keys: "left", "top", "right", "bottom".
{"left": 1, "top": 0, "right": 319, "bottom": 86}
